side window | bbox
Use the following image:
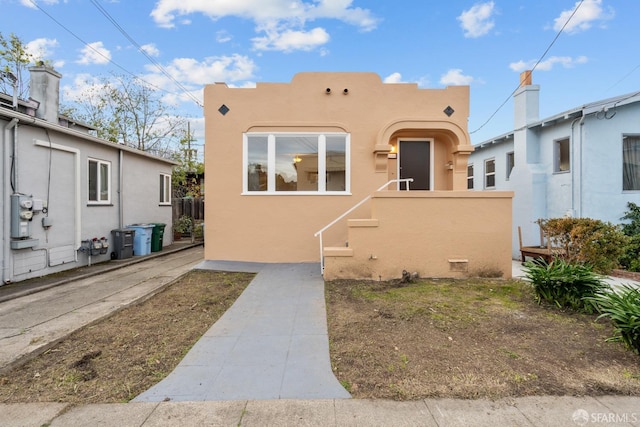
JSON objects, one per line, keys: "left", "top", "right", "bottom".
{"left": 623, "top": 135, "right": 640, "bottom": 191}
{"left": 554, "top": 138, "right": 570, "bottom": 172}
{"left": 484, "top": 159, "right": 495, "bottom": 189}
{"left": 160, "top": 173, "right": 171, "bottom": 205}
{"left": 467, "top": 164, "right": 474, "bottom": 190}
{"left": 506, "top": 152, "right": 514, "bottom": 179}
{"left": 88, "top": 158, "right": 110, "bottom": 204}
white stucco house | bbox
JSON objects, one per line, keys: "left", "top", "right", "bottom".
{"left": 1, "top": 66, "right": 176, "bottom": 284}
{"left": 469, "top": 71, "right": 640, "bottom": 259}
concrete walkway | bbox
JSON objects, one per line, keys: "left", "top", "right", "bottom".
{"left": 134, "top": 261, "right": 350, "bottom": 401}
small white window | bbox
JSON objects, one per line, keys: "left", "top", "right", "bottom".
{"left": 160, "top": 173, "right": 171, "bottom": 205}
{"left": 555, "top": 138, "right": 570, "bottom": 172}
{"left": 484, "top": 158, "right": 495, "bottom": 189}
{"left": 88, "top": 158, "right": 110, "bottom": 204}
{"left": 506, "top": 152, "right": 515, "bottom": 179}
{"left": 467, "top": 164, "right": 474, "bottom": 190}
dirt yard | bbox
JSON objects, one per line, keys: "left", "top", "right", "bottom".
{"left": 326, "top": 277, "right": 640, "bottom": 400}
{"left": 0, "top": 270, "right": 254, "bottom": 404}
{"left": 1, "top": 271, "right": 639, "bottom": 404}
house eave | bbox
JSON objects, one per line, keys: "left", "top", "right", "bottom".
{"left": 0, "top": 107, "right": 179, "bottom": 165}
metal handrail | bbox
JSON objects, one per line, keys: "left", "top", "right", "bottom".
{"left": 314, "top": 178, "right": 413, "bottom": 274}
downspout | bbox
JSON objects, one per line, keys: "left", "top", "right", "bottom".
{"left": 119, "top": 149, "right": 123, "bottom": 228}
{"left": 2, "top": 118, "right": 18, "bottom": 284}
{"left": 577, "top": 116, "right": 585, "bottom": 218}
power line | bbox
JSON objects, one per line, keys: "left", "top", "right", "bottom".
{"left": 89, "top": 0, "right": 203, "bottom": 107}
{"left": 470, "top": 0, "right": 585, "bottom": 135}
{"left": 26, "top": 0, "right": 200, "bottom": 105}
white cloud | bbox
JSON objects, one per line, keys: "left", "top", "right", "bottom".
{"left": 383, "top": 72, "right": 404, "bottom": 84}
{"left": 439, "top": 69, "right": 475, "bottom": 86}
{"left": 458, "top": 1, "right": 495, "bottom": 38}
{"left": 509, "top": 55, "right": 588, "bottom": 72}
{"left": 216, "top": 30, "right": 232, "bottom": 43}
{"left": 144, "top": 54, "right": 256, "bottom": 88}
{"left": 76, "top": 41, "right": 111, "bottom": 65}
{"left": 19, "top": 0, "right": 61, "bottom": 9}
{"left": 25, "top": 38, "right": 58, "bottom": 61}
{"left": 141, "top": 43, "right": 160, "bottom": 57}
{"left": 553, "top": 0, "right": 614, "bottom": 34}
{"left": 150, "top": 0, "right": 378, "bottom": 52}
{"left": 252, "top": 27, "right": 329, "bottom": 52}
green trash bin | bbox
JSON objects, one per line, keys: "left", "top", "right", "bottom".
{"left": 151, "top": 223, "right": 166, "bottom": 252}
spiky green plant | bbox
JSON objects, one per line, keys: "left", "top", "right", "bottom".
{"left": 587, "top": 285, "right": 640, "bottom": 354}
{"left": 522, "top": 259, "right": 607, "bottom": 313}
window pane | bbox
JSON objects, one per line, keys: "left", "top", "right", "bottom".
{"left": 556, "top": 139, "right": 570, "bottom": 172}
{"left": 247, "top": 136, "right": 268, "bottom": 191}
{"left": 467, "top": 165, "right": 474, "bottom": 190}
{"left": 160, "top": 174, "right": 170, "bottom": 203}
{"left": 486, "top": 174, "right": 495, "bottom": 188}
{"left": 623, "top": 136, "right": 640, "bottom": 190}
{"left": 88, "top": 160, "right": 97, "bottom": 201}
{"left": 486, "top": 160, "right": 495, "bottom": 174}
{"left": 326, "top": 136, "right": 346, "bottom": 191}
{"left": 275, "top": 135, "right": 318, "bottom": 191}
{"left": 99, "top": 163, "right": 109, "bottom": 201}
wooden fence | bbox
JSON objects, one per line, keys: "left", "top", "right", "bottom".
{"left": 172, "top": 197, "right": 204, "bottom": 221}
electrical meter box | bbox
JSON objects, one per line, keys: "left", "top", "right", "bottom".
{"left": 11, "top": 194, "right": 34, "bottom": 238}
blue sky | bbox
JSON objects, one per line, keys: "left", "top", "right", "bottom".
{"left": 1, "top": 0, "right": 638, "bottom": 156}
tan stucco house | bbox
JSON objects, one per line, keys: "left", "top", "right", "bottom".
{"left": 204, "top": 72, "right": 513, "bottom": 280}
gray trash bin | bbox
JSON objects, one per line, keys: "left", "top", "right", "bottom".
{"left": 111, "top": 228, "right": 135, "bottom": 259}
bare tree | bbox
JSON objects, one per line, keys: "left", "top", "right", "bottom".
{"left": 67, "top": 74, "right": 187, "bottom": 157}
{"left": 0, "top": 32, "right": 34, "bottom": 98}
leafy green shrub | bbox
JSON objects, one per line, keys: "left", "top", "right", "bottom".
{"left": 619, "top": 202, "right": 640, "bottom": 272}
{"left": 539, "top": 217, "right": 628, "bottom": 274}
{"left": 522, "top": 259, "right": 607, "bottom": 313}
{"left": 587, "top": 285, "right": 640, "bottom": 354}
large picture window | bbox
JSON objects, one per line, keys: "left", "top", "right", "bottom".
{"left": 623, "top": 135, "right": 640, "bottom": 191}
{"left": 244, "top": 133, "right": 349, "bottom": 194}
{"left": 88, "top": 158, "right": 110, "bottom": 204}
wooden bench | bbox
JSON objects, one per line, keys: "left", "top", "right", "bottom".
{"left": 518, "top": 226, "right": 565, "bottom": 263}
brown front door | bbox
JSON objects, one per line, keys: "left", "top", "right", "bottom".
{"left": 399, "top": 140, "right": 430, "bottom": 190}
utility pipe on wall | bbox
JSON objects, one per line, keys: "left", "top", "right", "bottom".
{"left": 2, "top": 118, "right": 18, "bottom": 284}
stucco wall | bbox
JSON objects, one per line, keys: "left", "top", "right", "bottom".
{"left": 323, "top": 191, "right": 514, "bottom": 280}
{"left": 204, "top": 72, "right": 472, "bottom": 263}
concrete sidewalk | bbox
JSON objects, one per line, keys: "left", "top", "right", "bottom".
{"left": 3, "top": 395, "right": 639, "bottom": 426}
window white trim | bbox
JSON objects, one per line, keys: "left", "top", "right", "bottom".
{"left": 160, "top": 173, "right": 171, "bottom": 205}
{"left": 88, "top": 158, "right": 111, "bottom": 204}
{"left": 484, "top": 158, "right": 496, "bottom": 190}
{"left": 243, "top": 132, "right": 351, "bottom": 195}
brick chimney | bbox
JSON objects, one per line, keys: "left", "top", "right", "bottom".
{"left": 513, "top": 70, "right": 539, "bottom": 129}
{"left": 28, "top": 65, "right": 62, "bottom": 123}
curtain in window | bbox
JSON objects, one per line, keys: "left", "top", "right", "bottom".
{"left": 623, "top": 137, "right": 640, "bottom": 191}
